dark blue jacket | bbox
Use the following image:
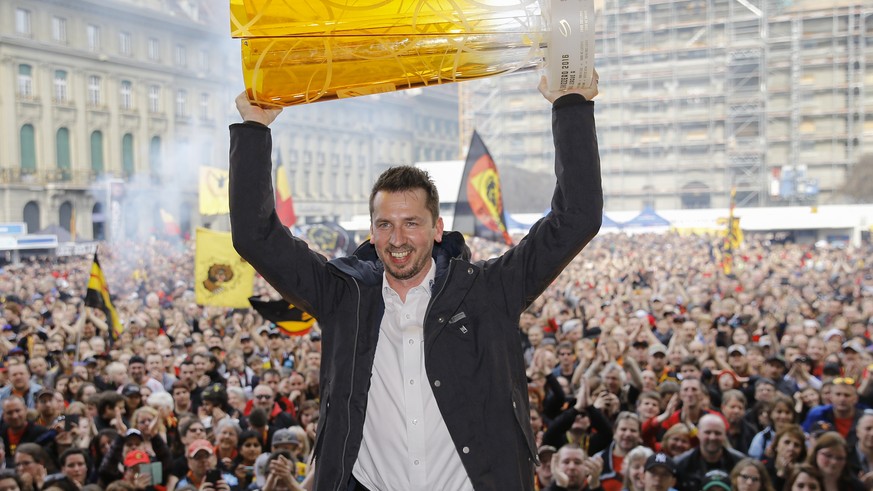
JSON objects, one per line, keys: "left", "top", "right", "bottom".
{"left": 229, "top": 96, "right": 602, "bottom": 491}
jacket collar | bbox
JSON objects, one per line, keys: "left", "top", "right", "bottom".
{"left": 329, "top": 231, "right": 470, "bottom": 286}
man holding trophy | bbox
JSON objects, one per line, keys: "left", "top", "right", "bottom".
{"left": 229, "top": 68, "right": 600, "bottom": 489}
{"left": 229, "top": 1, "right": 600, "bottom": 489}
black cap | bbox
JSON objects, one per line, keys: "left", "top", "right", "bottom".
{"left": 83, "top": 357, "right": 98, "bottom": 365}
{"left": 183, "top": 339, "right": 195, "bottom": 347}
{"left": 764, "top": 354, "right": 788, "bottom": 368}
{"left": 582, "top": 327, "right": 602, "bottom": 340}
{"left": 202, "top": 382, "right": 227, "bottom": 403}
{"left": 128, "top": 355, "right": 146, "bottom": 366}
{"left": 645, "top": 453, "right": 677, "bottom": 476}
{"left": 122, "top": 384, "right": 141, "bottom": 397}
{"left": 64, "top": 345, "right": 77, "bottom": 353}
{"left": 310, "top": 331, "right": 322, "bottom": 341}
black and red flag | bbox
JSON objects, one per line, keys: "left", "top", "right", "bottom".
{"left": 453, "top": 131, "right": 513, "bottom": 245}
{"left": 248, "top": 296, "right": 316, "bottom": 336}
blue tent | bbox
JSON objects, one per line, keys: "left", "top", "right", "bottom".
{"left": 622, "top": 206, "right": 671, "bottom": 228}
{"left": 602, "top": 213, "right": 621, "bottom": 229}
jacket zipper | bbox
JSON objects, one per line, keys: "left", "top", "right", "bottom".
{"left": 337, "top": 277, "right": 362, "bottom": 491}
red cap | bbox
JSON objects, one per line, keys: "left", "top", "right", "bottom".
{"left": 124, "top": 449, "right": 150, "bottom": 467}
{"left": 186, "top": 439, "right": 215, "bottom": 458}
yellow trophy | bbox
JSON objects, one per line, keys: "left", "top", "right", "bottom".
{"left": 231, "top": 0, "right": 595, "bottom": 106}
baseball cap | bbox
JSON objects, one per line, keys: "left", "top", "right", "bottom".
{"left": 727, "top": 344, "right": 747, "bottom": 356}
{"left": 64, "top": 345, "right": 77, "bottom": 353}
{"left": 537, "top": 445, "right": 557, "bottom": 460}
{"left": 765, "top": 355, "right": 788, "bottom": 368}
{"left": 271, "top": 429, "right": 300, "bottom": 447}
{"left": 124, "top": 449, "right": 151, "bottom": 467}
{"left": 36, "top": 388, "right": 57, "bottom": 400}
{"left": 240, "top": 333, "right": 252, "bottom": 341}
{"left": 83, "top": 356, "right": 98, "bottom": 366}
{"left": 644, "top": 453, "right": 677, "bottom": 476}
{"left": 125, "top": 428, "right": 144, "bottom": 440}
{"left": 310, "top": 331, "right": 322, "bottom": 342}
{"left": 842, "top": 340, "right": 864, "bottom": 353}
{"left": 702, "top": 470, "right": 731, "bottom": 491}
{"left": 202, "top": 383, "right": 228, "bottom": 403}
{"left": 128, "top": 355, "right": 146, "bottom": 366}
{"left": 122, "top": 384, "right": 142, "bottom": 397}
{"left": 648, "top": 344, "right": 668, "bottom": 357}
{"left": 187, "top": 439, "right": 215, "bottom": 458}
{"left": 823, "top": 328, "right": 845, "bottom": 341}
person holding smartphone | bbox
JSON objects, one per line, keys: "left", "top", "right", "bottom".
{"left": 174, "top": 440, "right": 237, "bottom": 491}
{"left": 261, "top": 450, "right": 308, "bottom": 491}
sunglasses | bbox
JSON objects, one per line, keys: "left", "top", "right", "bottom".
{"left": 833, "top": 377, "right": 856, "bottom": 386}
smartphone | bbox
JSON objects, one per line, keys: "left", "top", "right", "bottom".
{"left": 65, "top": 414, "right": 80, "bottom": 432}
{"left": 139, "top": 462, "right": 162, "bottom": 485}
{"left": 206, "top": 469, "right": 222, "bottom": 485}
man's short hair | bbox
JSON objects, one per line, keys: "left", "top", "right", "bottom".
{"left": 615, "top": 411, "right": 642, "bottom": 429}
{"left": 679, "top": 356, "right": 701, "bottom": 371}
{"left": 369, "top": 165, "right": 440, "bottom": 224}
{"left": 721, "top": 389, "right": 746, "bottom": 407}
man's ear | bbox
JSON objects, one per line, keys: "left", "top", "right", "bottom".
{"left": 434, "top": 217, "right": 444, "bottom": 243}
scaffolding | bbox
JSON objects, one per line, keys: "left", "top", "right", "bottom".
{"left": 464, "top": 0, "right": 872, "bottom": 211}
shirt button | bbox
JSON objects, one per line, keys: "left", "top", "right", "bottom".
{"left": 412, "top": 419, "right": 418, "bottom": 425}
{"left": 409, "top": 379, "right": 415, "bottom": 385}
{"left": 462, "top": 446, "right": 470, "bottom": 454}
{"left": 467, "top": 267, "right": 473, "bottom": 274}
{"left": 408, "top": 339, "right": 414, "bottom": 345}
{"left": 438, "top": 316, "right": 445, "bottom": 323}
{"left": 405, "top": 314, "right": 410, "bottom": 319}
{"left": 414, "top": 459, "right": 420, "bottom": 465}
{"left": 434, "top": 380, "right": 441, "bottom": 387}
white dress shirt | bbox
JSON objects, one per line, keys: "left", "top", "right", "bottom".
{"left": 353, "top": 259, "right": 473, "bottom": 491}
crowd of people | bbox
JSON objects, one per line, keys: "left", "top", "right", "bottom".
{"left": 0, "top": 231, "right": 871, "bottom": 491}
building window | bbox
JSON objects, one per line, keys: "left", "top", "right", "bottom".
{"left": 199, "top": 49, "right": 209, "bottom": 71}
{"left": 53, "top": 70, "right": 68, "bottom": 103}
{"left": 174, "top": 45, "right": 187, "bottom": 66}
{"left": 20, "top": 124, "right": 36, "bottom": 172}
{"left": 91, "top": 130, "right": 104, "bottom": 174}
{"left": 23, "top": 202, "right": 40, "bottom": 233}
{"left": 87, "top": 25, "right": 101, "bottom": 52}
{"left": 148, "top": 38, "right": 160, "bottom": 61}
{"left": 18, "top": 64, "right": 33, "bottom": 98}
{"left": 119, "top": 31, "right": 131, "bottom": 56}
{"left": 15, "top": 9, "right": 31, "bottom": 36}
{"left": 148, "top": 85, "right": 160, "bottom": 113}
{"left": 176, "top": 89, "right": 187, "bottom": 117}
{"left": 199, "top": 93, "right": 210, "bottom": 119}
{"left": 56, "top": 127, "right": 71, "bottom": 179}
{"left": 122, "top": 133, "right": 135, "bottom": 176}
{"left": 52, "top": 17, "right": 67, "bottom": 43}
{"left": 120, "top": 80, "right": 133, "bottom": 110}
{"left": 88, "top": 75, "right": 102, "bottom": 106}
{"left": 149, "top": 136, "right": 162, "bottom": 175}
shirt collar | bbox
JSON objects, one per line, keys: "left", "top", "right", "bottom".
{"left": 382, "top": 259, "right": 436, "bottom": 297}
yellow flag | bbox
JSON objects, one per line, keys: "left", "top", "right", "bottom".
{"left": 199, "top": 167, "right": 230, "bottom": 215}
{"left": 195, "top": 228, "right": 255, "bottom": 308}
